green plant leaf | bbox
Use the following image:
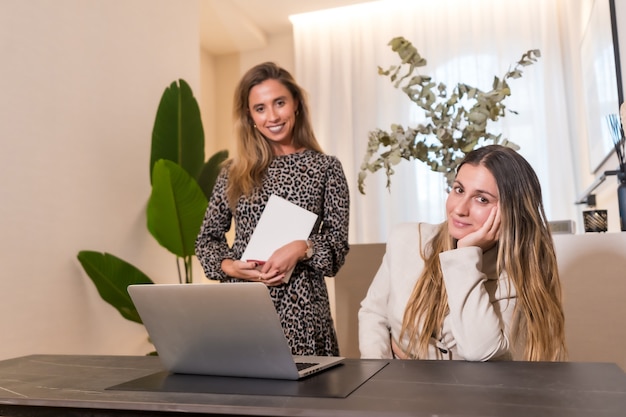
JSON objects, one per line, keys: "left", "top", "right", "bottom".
{"left": 197, "top": 149, "right": 229, "bottom": 200}
{"left": 150, "top": 79, "right": 204, "bottom": 183}
{"left": 147, "top": 159, "right": 208, "bottom": 257}
{"left": 77, "top": 251, "right": 153, "bottom": 323}
{"left": 77, "top": 80, "right": 227, "bottom": 344}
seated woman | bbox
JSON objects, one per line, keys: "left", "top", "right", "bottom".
{"left": 358, "top": 145, "right": 566, "bottom": 361}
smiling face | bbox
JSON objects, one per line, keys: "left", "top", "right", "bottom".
{"left": 248, "top": 78, "right": 299, "bottom": 153}
{"left": 446, "top": 163, "right": 500, "bottom": 240}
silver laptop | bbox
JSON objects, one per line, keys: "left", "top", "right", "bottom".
{"left": 127, "top": 282, "right": 344, "bottom": 380}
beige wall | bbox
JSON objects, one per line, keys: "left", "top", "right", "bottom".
{"left": 200, "top": 50, "right": 218, "bottom": 155}
{"left": 0, "top": 0, "right": 202, "bottom": 360}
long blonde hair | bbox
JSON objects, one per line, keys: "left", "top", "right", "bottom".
{"left": 400, "top": 145, "right": 566, "bottom": 361}
{"left": 226, "top": 62, "right": 323, "bottom": 207}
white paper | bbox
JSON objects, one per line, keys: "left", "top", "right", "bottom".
{"left": 241, "top": 195, "right": 318, "bottom": 283}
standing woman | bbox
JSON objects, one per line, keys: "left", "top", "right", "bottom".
{"left": 196, "top": 62, "right": 350, "bottom": 356}
{"left": 359, "top": 145, "right": 566, "bottom": 361}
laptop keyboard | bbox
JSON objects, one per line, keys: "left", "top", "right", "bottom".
{"left": 295, "top": 362, "right": 318, "bottom": 371}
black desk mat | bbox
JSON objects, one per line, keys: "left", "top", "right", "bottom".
{"left": 108, "top": 359, "right": 388, "bottom": 398}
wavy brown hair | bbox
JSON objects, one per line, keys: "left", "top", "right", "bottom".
{"left": 226, "top": 62, "right": 323, "bottom": 207}
{"left": 400, "top": 145, "right": 566, "bottom": 361}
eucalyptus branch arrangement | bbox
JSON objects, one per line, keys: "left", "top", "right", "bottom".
{"left": 358, "top": 36, "right": 541, "bottom": 194}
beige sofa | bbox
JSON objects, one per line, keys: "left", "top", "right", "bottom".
{"left": 333, "top": 233, "right": 626, "bottom": 371}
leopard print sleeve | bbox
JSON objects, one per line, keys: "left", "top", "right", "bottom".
{"left": 195, "top": 166, "right": 235, "bottom": 281}
{"left": 308, "top": 155, "right": 350, "bottom": 277}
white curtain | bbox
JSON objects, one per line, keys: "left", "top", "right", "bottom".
{"left": 292, "top": 0, "right": 578, "bottom": 244}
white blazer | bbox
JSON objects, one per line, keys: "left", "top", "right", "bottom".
{"left": 358, "top": 222, "right": 517, "bottom": 361}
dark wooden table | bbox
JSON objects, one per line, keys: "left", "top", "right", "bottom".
{"left": 0, "top": 354, "right": 625, "bottom": 416}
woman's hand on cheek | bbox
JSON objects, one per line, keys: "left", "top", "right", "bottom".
{"left": 457, "top": 206, "right": 501, "bottom": 252}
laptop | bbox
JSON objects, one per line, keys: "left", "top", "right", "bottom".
{"left": 127, "top": 282, "right": 344, "bottom": 380}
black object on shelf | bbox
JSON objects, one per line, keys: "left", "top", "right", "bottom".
{"left": 618, "top": 172, "right": 626, "bottom": 231}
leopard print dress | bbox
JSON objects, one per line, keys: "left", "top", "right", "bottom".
{"left": 195, "top": 149, "right": 350, "bottom": 356}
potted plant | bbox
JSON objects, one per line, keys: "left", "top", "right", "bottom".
{"left": 77, "top": 79, "right": 228, "bottom": 324}
{"left": 358, "top": 36, "right": 540, "bottom": 194}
